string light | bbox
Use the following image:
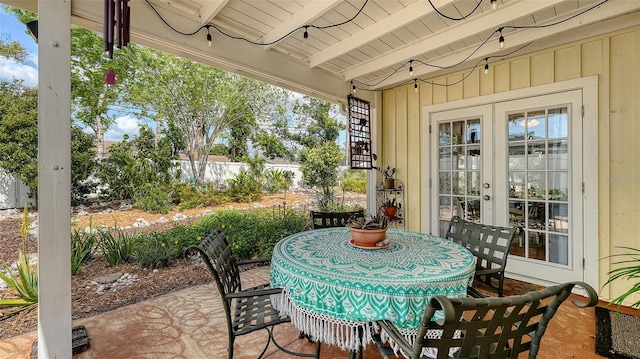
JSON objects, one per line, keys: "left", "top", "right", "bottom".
{"left": 413, "top": 79, "right": 418, "bottom": 92}
{"left": 483, "top": 58, "right": 489, "bottom": 74}
{"left": 498, "top": 28, "right": 505, "bottom": 49}
{"left": 205, "top": 25, "right": 212, "bottom": 48}
{"left": 351, "top": 81, "right": 357, "bottom": 94}
{"left": 409, "top": 60, "right": 414, "bottom": 77}
{"left": 303, "top": 26, "right": 309, "bottom": 44}
{"left": 490, "top": 0, "right": 498, "bottom": 11}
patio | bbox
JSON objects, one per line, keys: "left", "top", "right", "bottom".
{"left": 0, "top": 266, "right": 604, "bottom": 359}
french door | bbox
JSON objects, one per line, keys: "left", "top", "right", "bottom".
{"left": 430, "top": 90, "right": 585, "bottom": 284}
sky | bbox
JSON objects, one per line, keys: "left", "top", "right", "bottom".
{"left": 0, "top": 7, "right": 346, "bottom": 144}
{"left": 0, "top": 8, "right": 141, "bottom": 141}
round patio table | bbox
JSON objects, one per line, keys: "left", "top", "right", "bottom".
{"left": 270, "top": 227, "right": 475, "bottom": 352}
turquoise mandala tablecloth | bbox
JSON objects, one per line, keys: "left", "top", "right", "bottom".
{"left": 270, "top": 227, "right": 475, "bottom": 351}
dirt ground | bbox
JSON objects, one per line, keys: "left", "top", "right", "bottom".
{"left": 0, "top": 191, "right": 363, "bottom": 340}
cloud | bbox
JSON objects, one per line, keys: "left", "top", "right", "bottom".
{"left": 104, "top": 115, "right": 141, "bottom": 141}
{"left": 0, "top": 56, "right": 38, "bottom": 87}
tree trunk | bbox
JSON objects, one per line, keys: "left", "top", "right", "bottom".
{"left": 95, "top": 90, "right": 106, "bottom": 159}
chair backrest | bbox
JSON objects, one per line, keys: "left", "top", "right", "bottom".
{"left": 445, "top": 216, "right": 470, "bottom": 246}
{"left": 185, "top": 228, "right": 242, "bottom": 301}
{"left": 446, "top": 216, "right": 516, "bottom": 296}
{"left": 310, "top": 209, "right": 364, "bottom": 229}
{"left": 407, "top": 282, "right": 598, "bottom": 359}
{"left": 466, "top": 223, "right": 517, "bottom": 275}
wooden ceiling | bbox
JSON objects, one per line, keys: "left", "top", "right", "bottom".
{"left": 5, "top": 0, "right": 640, "bottom": 102}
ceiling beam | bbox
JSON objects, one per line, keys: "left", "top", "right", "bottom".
{"left": 342, "top": 0, "right": 564, "bottom": 81}
{"left": 371, "top": 0, "right": 640, "bottom": 89}
{"left": 198, "top": 0, "right": 230, "bottom": 26}
{"left": 260, "top": 0, "right": 342, "bottom": 50}
{"left": 308, "top": 0, "right": 457, "bottom": 68}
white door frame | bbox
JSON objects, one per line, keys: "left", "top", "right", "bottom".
{"left": 421, "top": 76, "right": 599, "bottom": 289}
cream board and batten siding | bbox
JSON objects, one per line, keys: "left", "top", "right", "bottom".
{"left": 378, "top": 26, "right": 639, "bottom": 305}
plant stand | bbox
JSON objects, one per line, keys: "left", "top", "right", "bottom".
{"left": 376, "top": 179, "right": 404, "bottom": 229}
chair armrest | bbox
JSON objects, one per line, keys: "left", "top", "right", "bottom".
{"left": 237, "top": 257, "right": 272, "bottom": 266}
{"left": 225, "top": 286, "right": 283, "bottom": 299}
{"left": 474, "top": 267, "right": 502, "bottom": 276}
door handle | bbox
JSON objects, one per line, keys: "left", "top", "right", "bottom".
{"left": 483, "top": 195, "right": 491, "bottom": 201}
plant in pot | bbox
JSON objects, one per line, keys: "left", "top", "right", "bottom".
{"left": 346, "top": 212, "right": 389, "bottom": 248}
{"left": 372, "top": 154, "right": 396, "bottom": 189}
{"left": 382, "top": 198, "right": 398, "bottom": 219}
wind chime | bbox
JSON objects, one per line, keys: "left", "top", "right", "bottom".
{"left": 103, "top": 0, "right": 130, "bottom": 85}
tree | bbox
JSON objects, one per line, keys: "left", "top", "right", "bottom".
{"left": 0, "top": 76, "right": 97, "bottom": 202}
{"left": 71, "top": 27, "right": 133, "bottom": 159}
{"left": 299, "top": 143, "right": 345, "bottom": 210}
{"left": 289, "top": 96, "right": 345, "bottom": 154}
{"left": 127, "top": 47, "right": 288, "bottom": 184}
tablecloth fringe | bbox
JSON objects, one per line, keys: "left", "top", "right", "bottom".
{"left": 273, "top": 289, "right": 374, "bottom": 351}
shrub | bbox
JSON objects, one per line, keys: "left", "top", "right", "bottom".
{"left": 263, "top": 169, "right": 294, "bottom": 194}
{"left": 227, "top": 169, "right": 263, "bottom": 203}
{"left": 341, "top": 169, "right": 367, "bottom": 193}
{"left": 131, "top": 233, "right": 178, "bottom": 270}
{"left": 71, "top": 229, "right": 97, "bottom": 275}
{"left": 98, "top": 229, "right": 135, "bottom": 266}
{"left": 204, "top": 208, "right": 309, "bottom": 259}
{"left": 133, "top": 183, "right": 172, "bottom": 214}
{"left": 173, "top": 183, "right": 229, "bottom": 211}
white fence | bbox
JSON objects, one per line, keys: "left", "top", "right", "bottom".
{"left": 0, "top": 168, "right": 33, "bottom": 210}
{"left": 0, "top": 160, "right": 307, "bottom": 210}
{"left": 176, "top": 160, "right": 305, "bottom": 188}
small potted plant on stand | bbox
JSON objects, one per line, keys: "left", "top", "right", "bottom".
{"left": 372, "top": 154, "right": 396, "bottom": 189}
{"left": 382, "top": 198, "right": 398, "bottom": 219}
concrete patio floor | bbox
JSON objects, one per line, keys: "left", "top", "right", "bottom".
{"left": 0, "top": 266, "right": 604, "bottom": 359}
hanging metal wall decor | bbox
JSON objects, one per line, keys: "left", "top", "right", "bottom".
{"left": 347, "top": 95, "right": 373, "bottom": 170}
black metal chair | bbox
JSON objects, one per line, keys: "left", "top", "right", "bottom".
{"left": 445, "top": 216, "right": 517, "bottom": 297}
{"left": 373, "top": 281, "right": 598, "bottom": 359}
{"left": 185, "top": 228, "right": 321, "bottom": 359}
{"left": 310, "top": 209, "right": 364, "bottom": 229}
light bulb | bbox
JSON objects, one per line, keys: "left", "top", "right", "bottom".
{"left": 303, "top": 26, "right": 309, "bottom": 45}
{"left": 499, "top": 34, "right": 504, "bottom": 49}
{"left": 484, "top": 62, "right": 489, "bottom": 75}
{"left": 491, "top": 0, "right": 497, "bottom": 11}
{"left": 414, "top": 79, "right": 418, "bottom": 92}
{"left": 351, "top": 82, "right": 356, "bottom": 94}
{"left": 206, "top": 26, "right": 212, "bottom": 48}
{"left": 409, "top": 60, "right": 414, "bottom": 77}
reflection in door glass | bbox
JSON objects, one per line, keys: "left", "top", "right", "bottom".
{"left": 438, "top": 118, "right": 482, "bottom": 225}
{"left": 507, "top": 106, "right": 570, "bottom": 266}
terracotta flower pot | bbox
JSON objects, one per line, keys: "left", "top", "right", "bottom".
{"left": 348, "top": 227, "right": 388, "bottom": 247}
{"left": 384, "top": 206, "right": 397, "bottom": 219}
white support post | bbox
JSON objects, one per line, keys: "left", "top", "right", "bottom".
{"left": 37, "top": 0, "right": 72, "bottom": 358}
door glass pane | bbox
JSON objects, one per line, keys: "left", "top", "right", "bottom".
{"left": 467, "top": 119, "right": 480, "bottom": 144}
{"left": 526, "top": 110, "right": 546, "bottom": 140}
{"left": 548, "top": 140, "right": 568, "bottom": 170}
{"left": 508, "top": 113, "right": 526, "bottom": 140}
{"left": 437, "top": 118, "right": 482, "bottom": 225}
{"left": 527, "top": 142, "right": 546, "bottom": 170}
{"left": 439, "top": 172, "right": 451, "bottom": 193}
{"left": 506, "top": 106, "right": 570, "bottom": 267}
{"left": 548, "top": 108, "right": 568, "bottom": 138}
{"left": 508, "top": 144, "right": 525, "bottom": 170}
{"left": 527, "top": 172, "right": 545, "bottom": 200}
{"left": 549, "top": 234, "right": 569, "bottom": 265}
{"left": 439, "top": 148, "right": 452, "bottom": 170}
{"left": 439, "top": 123, "right": 451, "bottom": 145}
{"left": 452, "top": 122, "right": 464, "bottom": 145}
{"left": 453, "top": 171, "right": 465, "bottom": 195}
